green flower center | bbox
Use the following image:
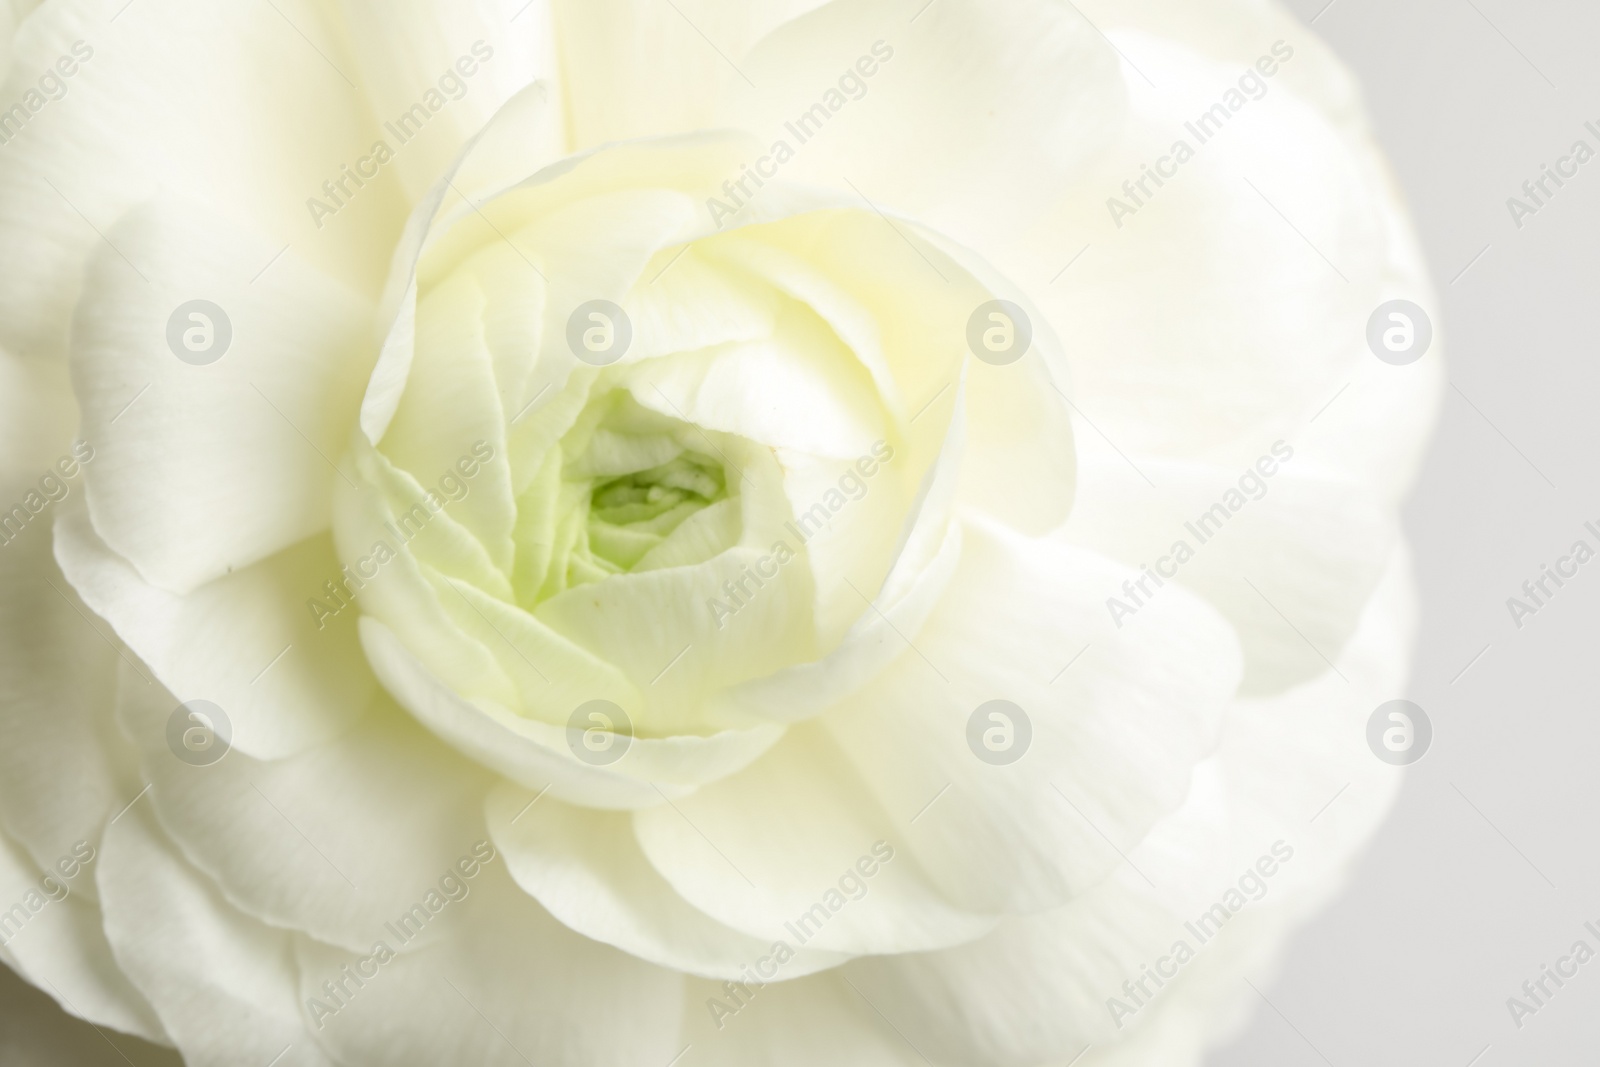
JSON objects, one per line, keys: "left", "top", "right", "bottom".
{"left": 511, "top": 389, "right": 738, "bottom": 607}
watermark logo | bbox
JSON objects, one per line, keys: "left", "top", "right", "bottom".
{"left": 1366, "top": 300, "right": 1432, "bottom": 365}
{"left": 1506, "top": 920, "right": 1600, "bottom": 1030}
{"left": 706, "top": 841, "right": 896, "bottom": 1030}
{"left": 966, "top": 700, "right": 1032, "bottom": 765}
{"left": 966, "top": 300, "right": 1032, "bottom": 366}
{"left": 566, "top": 300, "right": 631, "bottom": 366}
{"left": 1107, "top": 840, "right": 1295, "bottom": 1029}
{"left": 1105, "top": 41, "right": 1296, "bottom": 229}
{"left": 307, "top": 442, "right": 495, "bottom": 632}
{"left": 0, "top": 841, "right": 96, "bottom": 947}
{"left": 1106, "top": 442, "right": 1295, "bottom": 628}
{"left": 0, "top": 40, "right": 94, "bottom": 148}
{"left": 306, "top": 41, "right": 496, "bottom": 230}
{"left": 0, "top": 441, "right": 95, "bottom": 549}
{"left": 1366, "top": 699, "right": 1431, "bottom": 765}
{"left": 705, "top": 40, "right": 896, "bottom": 228}
{"left": 166, "top": 700, "right": 232, "bottom": 767}
{"left": 166, "top": 299, "right": 232, "bottom": 365}
{"left": 306, "top": 841, "right": 497, "bottom": 1029}
{"left": 566, "top": 699, "right": 632, "bottom": 766}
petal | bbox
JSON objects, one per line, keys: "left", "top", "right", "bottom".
{"left": 0, "top": 0, "right": 395, "bottom": 360}
{"left": 488, "top": 784, "right": 847, "bottom": 980}
{"left": 677, "top": 972, "right": 926, "bottom": 1067}
{"left": 0, "top": 829, "right": 165, "bottom": 1042}
{"left": 991, "top": 26, "right": 1442, "bottom": 500}
{"left": 1061, "top": 454, "right": 1395, "bottom": 695}
{"left": 721, "top": 0, "right": 1125, "bottom": 246}
{"left": 823, "top": 515, "right": 1243, "bottom": 914}
{"left": 837, "top": 547, "right": 1420, "bottom": 1067}
{"left": 97, "top": 806, "right": 337, "bottom": 1067}
{"left": 115, "top": 675, "right": 489, "bottom": 953}
{"left": 0, "top": 483, "right": 131, "bottom": 877}
{"left": 633, "top": 724, "right": 995, "bottom": 956}
{"left": 551, "top": 0, "right": 826, "bottom": 148}
{"left": 332, "top": 0, "right": 555, "bottom": 199}
{"left": 71, "top": 198, "right": 375, "bottom": 593}
{"left": 56, "top": 502, "right": 373, "bottom": 761}
{"left": 294, "top": 861, "right": 684, "bottom": 1067}
{"left": 115, "top": 678, "right": 491, "bottom": 955}
{"left": 360, "top": 617, "right": 785, "bottom": 809}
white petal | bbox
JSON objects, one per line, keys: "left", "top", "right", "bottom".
{"left": 488, "top": 784, "right": 846, "bottom": 979}
{"left": 71, "top": 198, "right": 374, "bottom": 593}
{"left": 677, "top": 972, "right": 926, "bottom": 1067}
{"left": 294, "top": 861, "right": 684, "bottom": 1067}
{"left": 0, "top": 479, "right": 130, "bottom": 877}
{"left": 823, "top": 515, "right": 1243, "bottom": 914}
{"left": 0, "top": 829, "right": 165, "bottom": 1042}
{"left": 115, "top": 679, "right": 491, "bottom": 955}
{"left": 0, "top": 0, "right": 395, "bottom": 360}
{"left": 1061, "top": 455, "right": 1395, "bottom": 694}
{"left": 360, "top": 617, "right": 785, "bottom": 809}
{"left": 722, "top": 0, "right": 1125, "bottom": 247}
{"left": 56, "top": 502, "right": 374, "bottom": 761}
{"left": 551, "top": 0, "right": 826, "bottom": 148}
{"left": 97, "top": 806, "right": 336, "bottom": 1067}
{"left": 333, "top": 0, "right": 556, "bottom": 199}
{"left": 836, "top": 547, "right": 1420, "bottom": 1067}
{"left": 633, "top": 724, "right": 995, "bottom": 955}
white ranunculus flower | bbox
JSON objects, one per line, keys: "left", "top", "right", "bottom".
{"left": 0, "top": 0, "right": 1440, "bottom": 1064}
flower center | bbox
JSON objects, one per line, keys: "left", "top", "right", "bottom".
{"left": 510, "top": 388, "right": 739, "bottom": 607}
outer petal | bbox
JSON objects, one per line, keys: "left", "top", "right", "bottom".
{"left": 115, "top": 677, "right": 493, "bottom": 955}
{"left": 992, "top": 24, "right": 1442, "bottom": 502}
{"left": 488, "top": 784, "right": 847, "bottom": 980}
{"left": 97, "top": 807, "right": 336, "bottom": 1067}
{"left": 677, "top": 972, "right": 926, "bottom": 1067}
{"left": 839, "top": 547, "right": 1418, "bottom": 1066}
{"left": 721, "top": 0, "right": 1126, "bottom": 250}
{"left": 0, "top": 829, "right": 164, "bottom": 1042}
{"left": 0, "top": 351, "right": 130, "bottom": 874}
{"left": 56, "top": 504, "right": 373, "bottom": 761}
{"left": 71, "top": 199, "right": 375, "bottom": 593}
{"left": 294, "top": 862, "right": 684, "bottom": 1067}
{"left": 633, "top": 724, "right": 996, "bottom": 956}
{"left": 333, "top": 0, "right": 557, "bottom": 199}
{"left": 0, "top": 0, "right": 396, "bottom": 360}
{"left": 1061, "top": 453, "right": 1395, "bottom": 695}
{"left": 550, "top": 0, "right": 826, "bottom": 148}
{"left": 823, "top": 516, "right": 1243, "bottom": 915}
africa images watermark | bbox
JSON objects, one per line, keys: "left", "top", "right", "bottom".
{"left": 705, "top": 840, "right": 897, "bottom": 1030}
{"left": 1504, "top": 119, "right": 1600, "bottom": 229}
{"left": 306, "top": 441, "right": 495, "bottom": 630}
{"left": 0, "top": 841, "right": 96, "bottom": 947}
{"left": 0, "top": 39, "right": 94, "bottom": 147}
{"left": 1503, "top": 519, "right": 1600, "bottom": 630}
{"left": 1106, "top": 840, "right": 1296, "bottom": 1030}
{"left": 1105, "top": 40, "right": 1296, "bottom": 229}
{"left": 0, "top": 440, "right": 96, "bottom": 548}
{"left": 706, "top": 40, "right": 896, "bottom": 228}
{"left": 1504, "top": 918, "right": 1600, "bottom": 1030}
{"left": 304, "top": 840, "right": 497, "bottom": 1029}
{"left": 706, "top": 439, "right": 895, "bottom": 629}
{"left": 1105, "top": 440, "right": 1295, "bottom": 628}
{"left": 306, "top": 40, "right": 496, "bottom": 230}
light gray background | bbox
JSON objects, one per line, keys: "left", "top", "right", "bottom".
{"left": 1214, "top": 0, "right": 1600, "bottom": 1064}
